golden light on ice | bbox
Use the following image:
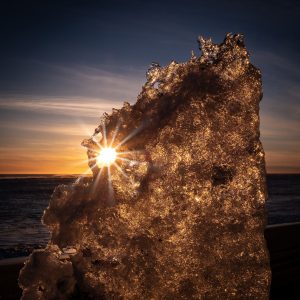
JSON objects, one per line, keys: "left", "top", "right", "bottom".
{"left": 97, "top": 147, "right": 117, "bottom": 167}
{"left": 77, "top": 119, "right": 145, "bottom": 201}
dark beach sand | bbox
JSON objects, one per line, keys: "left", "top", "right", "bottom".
{"left": 0, "top": 257, "right": 24, "bottom": 300}
{"left": 265, "top": 222, "right": 300, "bottom": 299}
{"left": 1, "top": 223, "right": 299, "bottom": 300}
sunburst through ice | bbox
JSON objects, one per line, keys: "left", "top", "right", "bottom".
{"left": 76, "top": 119, "right": 145, "bottom": 203}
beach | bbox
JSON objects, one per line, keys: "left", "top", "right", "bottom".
{"left": 1, "top": 222, "right": 299, "bottom": 300}
{"left": 0, "top": 257, "right": 24, "bottom": 299}
{"left": 266, "top": 222, "right": 300, "bottom": 299}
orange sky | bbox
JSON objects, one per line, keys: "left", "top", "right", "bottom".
{"left": 0, "top": 95, "right": 299, "bottom": 175}
{"left": 0, "top": 97, "right": 122, "bottom": 175}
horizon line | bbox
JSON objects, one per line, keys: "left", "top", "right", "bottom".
{"left": 0, "top": 173, "right": 299, "bottom": 176}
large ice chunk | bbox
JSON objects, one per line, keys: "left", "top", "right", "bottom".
{"left": 19, "top": 33, "right": 271, "bottom": 299}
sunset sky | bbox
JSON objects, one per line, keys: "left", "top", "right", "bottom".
{"left": 0, "top": 0, "right": 299, "bottom": 174}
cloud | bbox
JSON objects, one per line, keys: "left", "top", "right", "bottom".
{"left": 261, "top": 110, "right": 299, "bottom": 139}
{"left": 265, "top": 150, "right": 300, "bottom": 173}
{"left": 0, "top": 60, "right": 146, "bottom": 101}
{"left": 24, "top": 61, "right": 145, "bottom": 100}
{"left": 0, "top": 96, "right": 124, "bottom": 117}
{"left": 253, "top": 50, "right": 300, "bottom": 77}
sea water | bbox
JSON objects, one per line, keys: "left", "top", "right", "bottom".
{"left": 0, "top": 174, "right": 299, "bottom": 259}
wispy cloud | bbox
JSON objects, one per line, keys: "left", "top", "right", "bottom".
{"left": 265, "top": 150, "right": 300, "bottom": 173}
{"left": 0, "top": 120, "right": 92, "bottom": 137}
{"left": 22, "top": 61, "right": 145, "bottom": 100}
{"left": 0, "top": 60, "right": 146, "bottom": 101}
{"left": 261, "top": 110, "right": 299, "bottom": 140}
{"left": 252, "top": 50, "right": 300, "bottom": 77}
{"left": 0, "top": 96, "right": 124, "bottom": 117}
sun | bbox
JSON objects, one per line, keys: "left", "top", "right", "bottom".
{"left": 96, "top": 147, "right": 117, "bottom": 167}
{"left": 76, "top": 119, "right": 145, "bottom": 202}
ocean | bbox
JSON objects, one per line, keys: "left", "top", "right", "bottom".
{"left": 0, "top": 174, "right": 299, "bottom": 259}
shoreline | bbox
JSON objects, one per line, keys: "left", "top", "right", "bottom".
{"left": 1, "top": 222, "right": 299, "bottom": 299}
{"left": 0, "top": 256, "right": 27, "bottom": 266}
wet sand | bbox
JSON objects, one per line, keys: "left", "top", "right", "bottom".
{"left": 1, "top": 223, "right": 299, "bottom": 300}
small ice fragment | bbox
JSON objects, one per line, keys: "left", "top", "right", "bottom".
{"left": 59, "top": 253, "right": 70, "bottom": 260}
{"left": 63, "top": 247, "right": 77, "bottom": 255}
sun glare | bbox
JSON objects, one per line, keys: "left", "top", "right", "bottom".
{"left": 76, "top": 120, "right": 145, "bottom": 202}
{"left": 97, "top": 147, "right": 117, "bottom": 167}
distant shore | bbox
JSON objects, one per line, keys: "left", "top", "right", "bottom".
{"left": 1, "top": 222, "right": 299, "bottom": 300}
